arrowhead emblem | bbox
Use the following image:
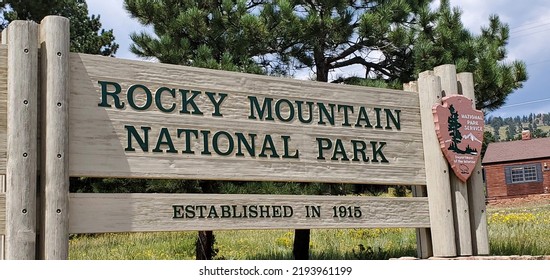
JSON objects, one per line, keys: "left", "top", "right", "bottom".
{"left": 433, "top": 96, "right": 484, "bottom": 182}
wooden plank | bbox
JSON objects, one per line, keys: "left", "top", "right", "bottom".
{"left": 417, "top": 70, "right": 457, "bottom": 257}
{"left": 434, "top": 65, "right": 472, "bottom": 256}
{"left": 0, "top": 46, "right": 6, "bottom": 173}
{"left": 1, "top": 26, "right": 6, "bottom": 261}
{"left": 6, "top": 20, "right": 39, "bottom": 260}
{"left": 39, "top": 16, "right": 70, "bottom": 260}
{"left": 67, "top": 53, "right": 426, "bottom": 185}
{"left": 68, "top": 193, "right": 430, "bottom": 233}
{"left": 404, "top": 81, "right": 433, "bottom": 259}
{"left": 0, "top": 193, "right": 5, "bottom": 235}
{"left": 457, "top": 72, "right": 489, "bottom": 255}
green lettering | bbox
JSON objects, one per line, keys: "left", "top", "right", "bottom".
{"left": 355, "top": 106, "right": 373, "bottom": 128}
{"left": 177, "top": 129, "right": 199, "bottom": 154}
{"left": 98, "top": 81, "right": 124, "bottom": 108}
{"left": 351, "top": 140, "right": 369, "bottom": 162}
{"left": 259, "top": 135, "right": 279, "bottom": 158}
{"left": 155, "top": 87, "right": 176, "bottom": 113}
{"left": 385, "top": 109, "right": 401, "bottom": 130}
{"left": 172, "top": 205, "right": 184, "bottom": 218}
{"left": 331, "top": 139, "right": 349, "bottom": 161}
{"left": 127, "top": 84, "right": 153, "bottom": 110}
{"left": 371, "top": 141, "right": 388, "bottom": 163}
{"left": 248, "top": 96, "right": 274, "bottom": 120}
{"left": 153, "top": 127, "right": 177, "bottom": 153}
{"left": 275, "top": 99, "right": 295, "bottom": 122}
{"left": 338, "top": 104, "right": 354, "bottom": 126}
{"left": 318, "top": 103, "right": 335, "bottom": 125}
{"left": 316, "top": 138, "right": 332, "bottom": 160}
{"left": 374, "top": 107, "right": 383, "bottom": 128}
{"left": 201, "top": 130, "right": 212, "bottom": 155}
{"left": 205, "top": 92, "right": 227, "bottom": 117}
{"left": 213, "top": 131, "right": 234, "bottom": 156}
{"left": 296, "top": 101, "right": 314, "bottom": 123}
{"left": 179, "top": 90, "right": 204, "bottom": 115}
{"left": 236, "top": 133, "right": 256, "bottom": 157}
{"left": 125, "top": 125, "right": 150, "bottom": 152}
{"left": 282, "top": 135, "right": 299, "bottom": 159}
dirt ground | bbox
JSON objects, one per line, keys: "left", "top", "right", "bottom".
{"left": 486, "top": 193, "right": 550, "bottom": 208}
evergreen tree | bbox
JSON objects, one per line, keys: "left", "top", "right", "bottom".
{"left": 447, "top": 104, "right": 463, "bottom": 152}
{"left": 413, "top": 0, "right": 527, "bottom": 111}
{"left": 0, "top": 0, "right": 118, "bottom": 56}
{"left": 482, "top": 130, "right": 494, "bottom": 158}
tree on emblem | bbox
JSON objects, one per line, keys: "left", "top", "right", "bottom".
{"left": 447, "top": 104, "right": 463, "bottom": 153}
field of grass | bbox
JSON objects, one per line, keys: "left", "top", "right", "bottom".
{"left": 68, "top": 200, "right": 550, "bottom": 260}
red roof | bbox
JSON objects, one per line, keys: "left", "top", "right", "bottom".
{"left": 483, "top": 137, "right": 550, "bottom": 164}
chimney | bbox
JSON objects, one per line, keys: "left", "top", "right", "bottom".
{"left": 522, "top": 130, "right": 531, "bottom": 140}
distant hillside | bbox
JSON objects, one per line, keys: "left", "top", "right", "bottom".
{"left": 485, "top": 113, "right": 550, "bottom": 141}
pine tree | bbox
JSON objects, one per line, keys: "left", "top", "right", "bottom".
{"left": 447, "top": 104, "right": 463, "bottom": 152}
{"left": 413, "top": 0, "right": 527, "bottom": 111}
{"left": 1, "top": 0, "right": 118, "bottom": 56}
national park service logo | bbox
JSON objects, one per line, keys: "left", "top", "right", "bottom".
{"left": 433, "top": 96, "right": 484, "bottom": 182}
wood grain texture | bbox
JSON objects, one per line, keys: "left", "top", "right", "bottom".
{"left": 418, "top": 70, "right": 457, "bottom": 257}
{"left": 39, "top": 16, "right": 70, "bottom": 260}
{"left": 0, "top": 46, "right": 6, "bottom": 172}
{"left": 68, "top": 193, "right": 430, "bottom": 233}
{"left": 434, "top": 65, "right": 472, "bottom": 256}
{"left": 6, "top": 20, "right": 39, "bottom": 260}
{"left": 458, "top": 72, "right": 489, "bottom": 255}
{"left": 0, "top": 28, "right": 5, "bottom": 260}
{"left": 0, "top": 193, "right": 5, "bottom": 235}
{"left": 67, "top": 53, "right": 425, "bottom": 185}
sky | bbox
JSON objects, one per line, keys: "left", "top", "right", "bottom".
{"left": 87, "top": 0, "right": 550, "bottom": 118}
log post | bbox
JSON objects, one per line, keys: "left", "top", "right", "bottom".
{"left": 0, "top": 25, "right": 7, "bottom": 261}
{"left": 38, "top": 16, "right": 70, "bottom": 260}
{"left": 417, "top": 70, "right": 457, "bottom": 257}
{"left": 6, "top": 20, "right": 39, "bottom": 260}
{"left": 433, "top": 65, "right": 473, "bottom": 256}
{"left": 457, "top": 72, "right": 490, "bottom": 255}
{"left": 404, "top": 81, "right": 433, "bottom": 259}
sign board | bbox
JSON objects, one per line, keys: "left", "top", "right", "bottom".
{"left": 0, "top": 17, "right": 490, "bottom": 259}
{"left": 64, "top": 53, "right": 426, "bottom": 185}
{"left": 433, "top": 96, "right": 483, "bottom": 182}
{"left": 68, "top": 193, "right": 430, "bottom": 233}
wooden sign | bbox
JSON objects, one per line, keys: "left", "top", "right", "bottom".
{"left": 68, "top": 193, "right": 430, "bottom": 233}
{"left": 60, "top": 53, "right": 426, "bottom": 185}
{"left": 433, "top": 96, "right": 483, "bottom": 182}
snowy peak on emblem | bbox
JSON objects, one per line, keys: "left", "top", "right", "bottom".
{"left": 463, "top": 132, "right": 482, "bottom": 143}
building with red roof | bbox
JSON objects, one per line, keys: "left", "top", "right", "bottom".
{"left": 482, "top": 131, "right": 550, "bottom": 200}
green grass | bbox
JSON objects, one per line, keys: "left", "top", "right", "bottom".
{"left": 69, "top": 202, "right": 550, "bottom": 260}
{"left": 69, "top": 228, "right": 417, "bottom": 260}
{"left": 487, "top": 203, "right": 550, "bottom": 256}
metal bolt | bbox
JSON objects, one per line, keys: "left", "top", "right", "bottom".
{"left": 24, "top": 49, "right": 29, "bottom": 53}
{"left": 23, "top": 100, "right": 28, "bottom": 105}
{"left": 57, "top": 154, "right": 62, "bottom": 158}
{"left": 57, "top": 102, "right": 62, "bottom": 107}
{"left": 23, "top": 152, "right": 28, "bottom": 157}
{"left": 22, "top": 209, "right": 27, "bottom": 214}
{"left": 56, "top": 209, "right": 62, "bottom": 214}
{"left": 57, "top": 52, "right": 62, "bottom": 57}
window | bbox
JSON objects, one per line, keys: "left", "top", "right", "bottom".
{"left": 505, "top": 163, "right": 543, "bottom": 185}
